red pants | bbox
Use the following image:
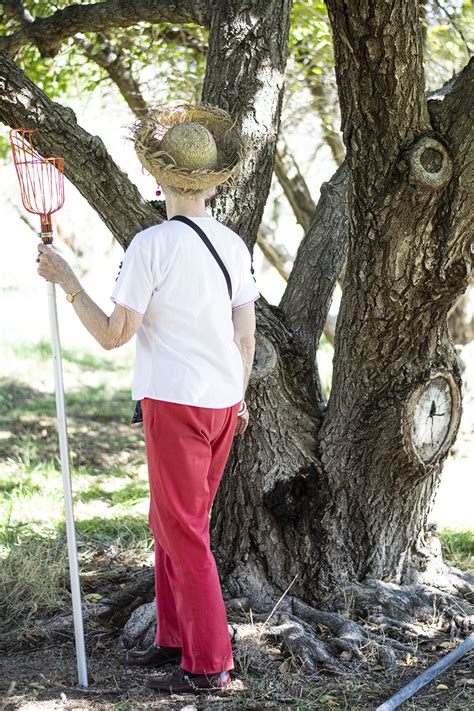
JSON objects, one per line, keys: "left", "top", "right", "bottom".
{"left": 142, "top": 397, "right": 240, "bottom": 675}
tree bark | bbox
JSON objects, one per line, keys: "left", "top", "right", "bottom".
{"left": 201, "top": 0, "right": 292, "bottom": 249}
{"left": 212, "top": 4, "right": 473, "bottom": 607}
{"left": 317, "top": 3, "right": 472, "bottom": 584}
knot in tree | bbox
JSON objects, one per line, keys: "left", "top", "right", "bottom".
{"left": 405, "top": 136, "right": 453, "bottom": 190}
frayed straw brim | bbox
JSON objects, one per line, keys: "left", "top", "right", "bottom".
{"left": 132, "top": 104, "right": 244, "bottom": 192}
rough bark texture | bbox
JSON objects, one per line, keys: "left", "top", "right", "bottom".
{"left": 280, "top": 162, "right": 348, "bottom": 365}
{"left": 317, "top": 4, "right": 473, "bottom": 585}
{"left": 201, "top": 0, "right": 292, "bottom": 249}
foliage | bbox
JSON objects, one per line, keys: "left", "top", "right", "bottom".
{"left": 423, "top": 0, "right": 473, "bottom": 90}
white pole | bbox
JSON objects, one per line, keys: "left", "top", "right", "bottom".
{"left": 47, "top": 279, "right": 88, "bottom": 688}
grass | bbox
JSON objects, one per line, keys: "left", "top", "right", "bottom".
{"left": 0, "top": 338, "right": 151, "bottom": 635}
{"left": 438, "top": 528, "right": 474, "bottom": 573}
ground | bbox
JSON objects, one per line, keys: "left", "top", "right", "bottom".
{"left": 1, "top": 339, "right": 473, "bottom": 710}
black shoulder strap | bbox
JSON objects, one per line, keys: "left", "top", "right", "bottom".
{"left": 170, "top": 215, "right": 232, "bottom": 300}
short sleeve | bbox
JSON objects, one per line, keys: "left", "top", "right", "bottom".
{"left": 231, "top": 245, "right": 260, "bottom": 310}
{"left": 111, "top": 234, "right": 155, "bottom": 316}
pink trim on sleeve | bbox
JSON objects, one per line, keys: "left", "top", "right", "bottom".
{"left": 232, "top": 295, "right": 260, "bottom": 311}
{"left": 111, "top": 297, "right": 145, "bottom": 317}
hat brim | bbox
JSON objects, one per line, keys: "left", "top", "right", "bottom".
{"left": 132, "top": 104, "right": 244, "bottom": 192}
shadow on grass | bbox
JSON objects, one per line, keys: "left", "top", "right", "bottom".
{"left": 74, "top": 513, "right": 150, "bottom": 545}
{"left": 0, "top": 512, "right": 152, "bottom": 639}
{"left": 77, "top": 481, "right": 149, "bottom": 505}
{"left": 11, "top": 340, "right": 130, "bottom": 372}
{"left": 0, "top": 378, "right": 145, "bottom": 470}
{"left": 0, "top": 378, "right": 132, "bottom": 420}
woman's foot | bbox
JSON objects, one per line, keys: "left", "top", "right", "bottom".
{"left": 125, "top": 643, "right": 182, "bottom": 667}
{"left": 145, "top": 667, "right": 231, "bottom": 692}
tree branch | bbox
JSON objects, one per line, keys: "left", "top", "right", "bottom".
{"left": 2, "top": 0, "right": 33, "bottom": 25}
{"left": 74, "top": 34, "right": 148, "bottom": 117}
{"left": 0, "top": 0, "right": 210, "bottom": 58}
{"left": 257, "top": 224, "right": 293, "bottom": 281}
{"left": 426, "top": 57, "right": 474, "bottom": 294}
{"left": 0, "top": 50, "right": 159, "bottom": 248}
{"left": 201, "top": 0, "right": 292, "bottom": 250}
{"left": 279, "top": 163, "right": 348, "bottom": 363}
{"left": 325, "top": 0, "right": 430, "bottom": 195}
{"left": 274, "top": 137, "right": 316, "bottom": 233}
{"left": 307, "top": 80, "right": 345, "bottom": 167}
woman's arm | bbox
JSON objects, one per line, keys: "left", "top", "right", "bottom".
{"left": 37, "top": 243, "right": 143, "bottom": 350}
{"left": 232, "top": 302, "right": 256, "bottom": 435}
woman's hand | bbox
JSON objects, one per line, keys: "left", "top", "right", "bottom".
{"left": 36, "top": 243, "right": 78, "bottom": 292}
{"left": 235, "top": 409, "right": 249, "bottom": 436}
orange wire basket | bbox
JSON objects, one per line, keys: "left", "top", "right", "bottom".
{"left": 10, "top": 128, "right": 65, "bottom": 242}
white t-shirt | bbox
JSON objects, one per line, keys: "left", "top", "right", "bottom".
{"left": 111, "top": 216, "right": 260, "bottom": 408}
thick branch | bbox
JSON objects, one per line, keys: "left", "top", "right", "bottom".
{"left": 0, "top": 51, "right": 159, "bottom": 247}
{"left": 427, "top": 57, "right": 474, "bottom": 278}
{"left": 280, "top": 163, "right": 348, "bottom": 362}
{"left": 0, "top": 0, "right": 209, "bottom": 58}
{"left": 325, "top": 0, "right": 430, "bottom": 195}
{"left": 202, "top": 0, "right": 292, "bottom": 249}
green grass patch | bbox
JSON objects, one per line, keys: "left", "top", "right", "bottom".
{"left": 0, "top": 338, "right": 149, "bottom": 632}
{"left": 11, "top": 339, "right": 130, "bottom": 372}
{"left": 439, "top": 528, "right": 474, "bottom": 573}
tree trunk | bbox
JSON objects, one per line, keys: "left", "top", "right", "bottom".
{"left": 210, "top": 3, "right": 473, "bottom": 607}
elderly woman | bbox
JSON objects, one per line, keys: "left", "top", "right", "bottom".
{"left": 37, "top": 105, "right": 259, "bottom": 693}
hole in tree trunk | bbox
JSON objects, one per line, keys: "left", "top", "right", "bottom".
{"left": 419, "top": 147, "right": 444, "bottom": 173}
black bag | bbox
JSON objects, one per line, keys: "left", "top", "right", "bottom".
{"left": 131, "top": 216, "right": 232, "bottom": 424}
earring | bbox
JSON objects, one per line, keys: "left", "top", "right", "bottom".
{"left": 155, "top": 185, "right": 162, "bottom": 196}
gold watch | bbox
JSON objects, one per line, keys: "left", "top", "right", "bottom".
{"left": 66, "top": 288, "right": 84, "bottom": 303}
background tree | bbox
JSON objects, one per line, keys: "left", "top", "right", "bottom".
{"left": 0, "top": 0, "right": 472, "bottom": 668}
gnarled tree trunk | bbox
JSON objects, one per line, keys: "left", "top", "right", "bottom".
{"left": 208, "top": 2, "right": 473, "bottom": 610}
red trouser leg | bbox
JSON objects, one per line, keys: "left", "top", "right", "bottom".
{"left": 153, "top": 540, "right": 182, "bottom": 647}
{"left": 142, "top": 398, "right": 239, "bottom": 675}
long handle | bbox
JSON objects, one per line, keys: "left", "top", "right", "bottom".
{"left": 47, "top": 280, "right": 88, "bottom": 688}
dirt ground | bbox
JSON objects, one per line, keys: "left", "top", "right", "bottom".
{"left": 1, "top": 612, "right": 473, "bottom": 711}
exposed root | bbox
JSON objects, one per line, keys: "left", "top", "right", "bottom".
{"left": 270, "top": 613, "right": 341, "bottom": 673}
{"left": 224, "top": 575, "right": 474, "bottom": 675}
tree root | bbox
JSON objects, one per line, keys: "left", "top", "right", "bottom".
{"left": 5, "top": 566, "right": 471, "bottom": 685}
{"left": 222, "top": 572, "right": 474, "bottom": 675}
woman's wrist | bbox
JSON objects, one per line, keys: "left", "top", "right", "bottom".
{"left": 238, "top": 400, "right": 247, "bottom": 416}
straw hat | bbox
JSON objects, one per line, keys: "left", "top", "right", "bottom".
{"left": 132, "top": 104, "right": 244, "bottom": 193}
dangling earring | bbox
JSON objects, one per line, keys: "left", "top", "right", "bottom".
{"left": 155, "top": 185, "right": 162, "bottom": 197}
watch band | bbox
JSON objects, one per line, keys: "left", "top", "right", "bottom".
{"left": 66, "top": 288, "right": 84, "bottom": 303}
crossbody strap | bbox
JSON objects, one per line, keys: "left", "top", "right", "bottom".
{"left": 171, "top": 215, "right": 232, "bottom": 301}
